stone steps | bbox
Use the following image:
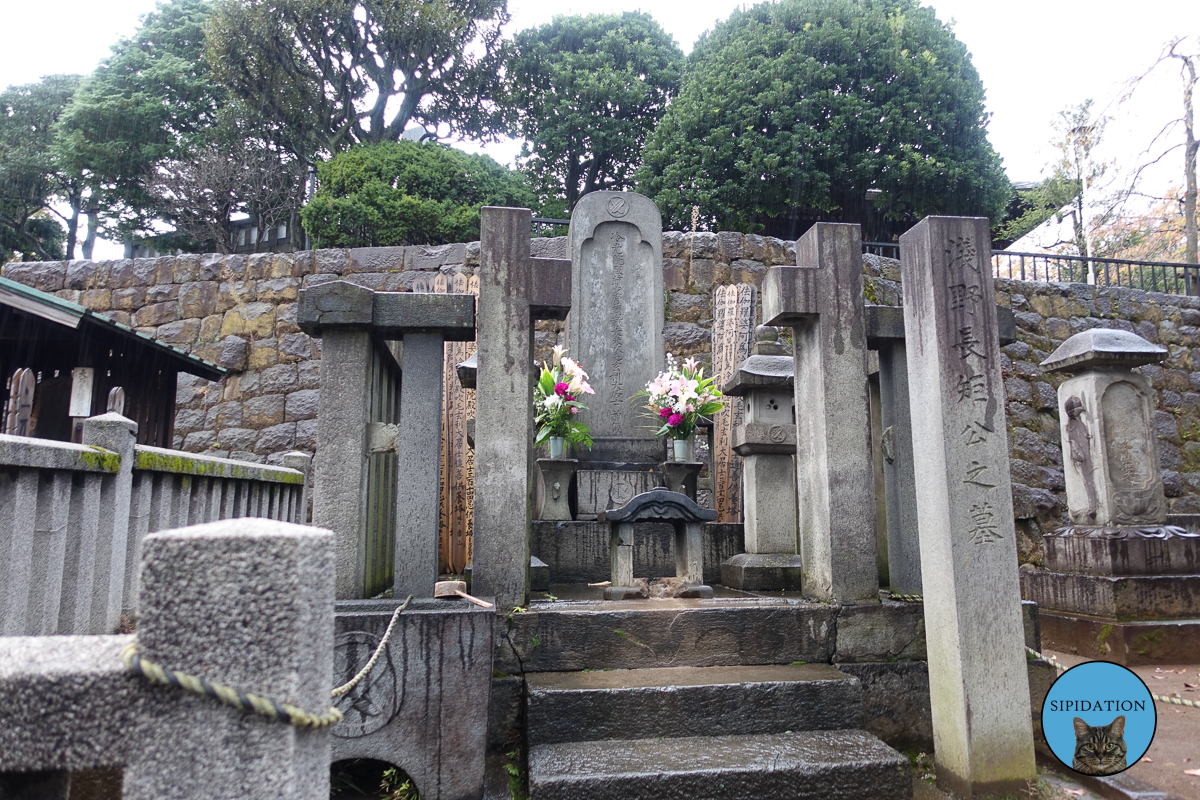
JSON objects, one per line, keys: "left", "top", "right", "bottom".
{"left": 525, "top": 663, "right": 863, "bottom": 746}
{"left": 528, "top": 729, "right": 911, "bottom": 800}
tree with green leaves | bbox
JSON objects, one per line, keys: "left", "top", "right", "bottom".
{"left": 637, "top": 0, "right": 1011, "bottom": 240}
{"left": 55, "top": 0, "right": 226, "bottom": 246}
{"left": 506, "top": 12, "right": 683, "bottom": 213}
{"left": 300, "top": 140, "right": 534, "bottom": 247}
{"left": 205, "top": 0, "right": 510, "bottom": 160}
{"left": 0, "top": 75, "right": 81, "bottom": 261}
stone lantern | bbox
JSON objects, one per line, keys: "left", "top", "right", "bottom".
{"left": 1042, "top": 328, "right": 1172, "bottom": 528}
{"left": 719, "top": 325, "right": 802, "bottom": 590}
{"left": 1022, "top": 327, "right": 1200, "bottom": 664}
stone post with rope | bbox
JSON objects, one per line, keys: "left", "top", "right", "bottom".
{"left": 0, "top": 518, "right": 337, "bottom": 799}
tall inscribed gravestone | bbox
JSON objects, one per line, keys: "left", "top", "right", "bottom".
{"left": 567, "top": 191, "right": 665, "bottom": 463}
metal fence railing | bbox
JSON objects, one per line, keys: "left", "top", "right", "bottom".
{"left": 862, "top": 242, "right": 1200, "bottom": 296}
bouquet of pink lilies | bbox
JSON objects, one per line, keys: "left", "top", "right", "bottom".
{"left": 533, "top": 345, "right": 595, "bottom": 448}
{"left": 639, "top": 354, "right": 724, "bottom": 440}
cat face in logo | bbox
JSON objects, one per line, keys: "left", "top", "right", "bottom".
{"left": 1072, "top": 715, "right": 1127, "bottom": 775}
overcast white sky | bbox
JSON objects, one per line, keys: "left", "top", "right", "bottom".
{"left": 2, "top": 0, "right": 1198, "bottom": 256}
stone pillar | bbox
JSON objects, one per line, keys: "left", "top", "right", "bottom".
{"left": 473, "top": 207, "right": 571, "bottom": 611}
{"left": 762, "top": 222, "right": 878, "bottom": 601}
{"left": 394, "top": 332, "right": 446, "bottom": 598}
{"left": 301, "top": 282, "right": 376, "bottom": 599}
{"left": 567, "top": 191, "right": 665, "bottom": 463}
{"left": 80, "top": 412, "right": 138, "bottom": 634}
{"left": 899, "top": 216, "right": 1035, "bottom": 798}
{"left": 719, "top": 326, "right": 801, "bottom": 591}
{"left": 866, "top": 306, "right": 922, "bottom": 596}
{"left": 130, "top": 518, "right": 335, "bottom": 799}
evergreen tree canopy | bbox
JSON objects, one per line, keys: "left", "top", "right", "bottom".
{"left": 55, "top": 0, "right": 226, "bottom": 240}
{"left": 0, "top": 75, "right": 81, "bottom": 260}
{"left": 300, "top": 140, "right": 535, "bottom": 247}
{"left": 637, "top": 0, "right": 1011, "bottom": 240}
{"left": 506, "top": 12, "right": 683, "bottom": 212}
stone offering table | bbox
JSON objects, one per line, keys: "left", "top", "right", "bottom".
{"left": 1022, "top": 328, "right": 1200, "bottom": 663}
{"left": 600, "top": 487, "right": 719, "bottom": 600}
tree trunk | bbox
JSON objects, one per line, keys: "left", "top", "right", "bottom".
{"left": 1179, "top": 53, "right": 1198, "bottom": 293}
{"left": 65, "top": 189, "right": 81, "bottom": 260}
{"left": 81, "top": 199, "right": 99, "bottom": 260}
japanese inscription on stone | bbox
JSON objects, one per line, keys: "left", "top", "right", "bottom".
{"left": 712, "top": 284, "right": 756, "bottom": 522}
{"left": 943, "top": 235, "right": 1004, "bottom": 545}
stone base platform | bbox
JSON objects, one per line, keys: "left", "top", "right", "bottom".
{"left": 1037, "top": 610, "right": 1200, "bottom": 665}
{"left": 1020, "top": 568, "right": 1200, "bottom": 620}
{"left": 721, "top": 553, "right": 804, "bottom": 591}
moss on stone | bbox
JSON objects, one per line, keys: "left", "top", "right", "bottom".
{"left": 79, "top": 446, "right": 122, "bottom": 473}
{"left": 134, "top": 449, "right": 303, "bottom": 483}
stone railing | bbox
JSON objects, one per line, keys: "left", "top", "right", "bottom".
{"left": 0, "top": 413, "right": 310, "bottom": 637}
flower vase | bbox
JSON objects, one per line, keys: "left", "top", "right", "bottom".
{"left": 549, "top": 436, "right": 565, "bottom": 459}
{"left": 672, "top": 437, "right": 689, "bottom": 462}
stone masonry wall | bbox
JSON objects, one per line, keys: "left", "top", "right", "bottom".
{"left": 5, "top": 232, "right": 1200, "bottom": 565}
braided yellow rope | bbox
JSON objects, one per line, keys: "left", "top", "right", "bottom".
{"left": 120, "top": 641, "right": 343, "bottom": 729}
{"left": 1026, "top": 646, "right": 1200, "bottom": 709}
{"left": 332, "top": 595, "right": 412, "bottom": 698}
{"left": 122, "top": 594, "right": 415, "bottom": 728}
{"left": 885, "top": 593, "right": 1200, "bottom": 709}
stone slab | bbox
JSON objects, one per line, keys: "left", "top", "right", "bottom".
{"left": 496, "top": 600, "right": 838, "bottom": 673}
{"left": 833, "top": 602, "right": 927, "bottom": 663}
{"left": 1037, "top": 611, "right": 1200, "bottom": 665}
{"left": 525, "top": 664, "right": 863, "bottom": 746}
{"left": 530, "top": 520, "right": 744, "bottom": 585}
{"left": 720, "top": 553, "right": 803, "bottom": 591}
{"left": 528, "top": 729, "right": 910, "bottom": 800}
{"left": 331, "top": 599, "right": 494, "bottom": 800}
{"left": 575, "top": 468, "right": 661, "bottom": 519}
{"left": 1044, "top": 528, "right": 1200, "bottom": 575}
{"left": 1020, "top": 569, "right": 1200, "bottom": 620}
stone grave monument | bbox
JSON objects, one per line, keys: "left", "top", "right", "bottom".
{"left": 1021, "top": 328, "right": 1200, "bottom": 663}
{"left": 719, "top": 325, "right": 802, "bottom": 590}
{"left": 567, "top": 191, "right": 666, "bottom": 518}
{"left": 900, "top": 215, "right": 1035, "bottom": 797}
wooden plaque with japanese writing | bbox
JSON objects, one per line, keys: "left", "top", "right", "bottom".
{"left": 435, "top": 274, "right": 478, "bottom": 574}
{"left": 711, "top": 284, "right": 757, "bottom": 522}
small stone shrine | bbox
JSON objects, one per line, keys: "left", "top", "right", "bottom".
{"left": 1022, "top": 328, "right": 1200, "bottom": 664}
{"left": 719, "top": 325, "right": 802, "bottom": 590}
{"left": 600, "top": 487, "right": 718, "bottom": 599}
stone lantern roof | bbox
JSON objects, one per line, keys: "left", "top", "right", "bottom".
{"left": 721, "top": 326, "right": 795, "bottom": 396}
{"left": 1040, "top": 328, "right": 1168, "bottom": 374}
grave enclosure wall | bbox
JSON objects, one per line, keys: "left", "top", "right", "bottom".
{"left": 6, "top": 234, "right": 1200, "bottom": 562}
